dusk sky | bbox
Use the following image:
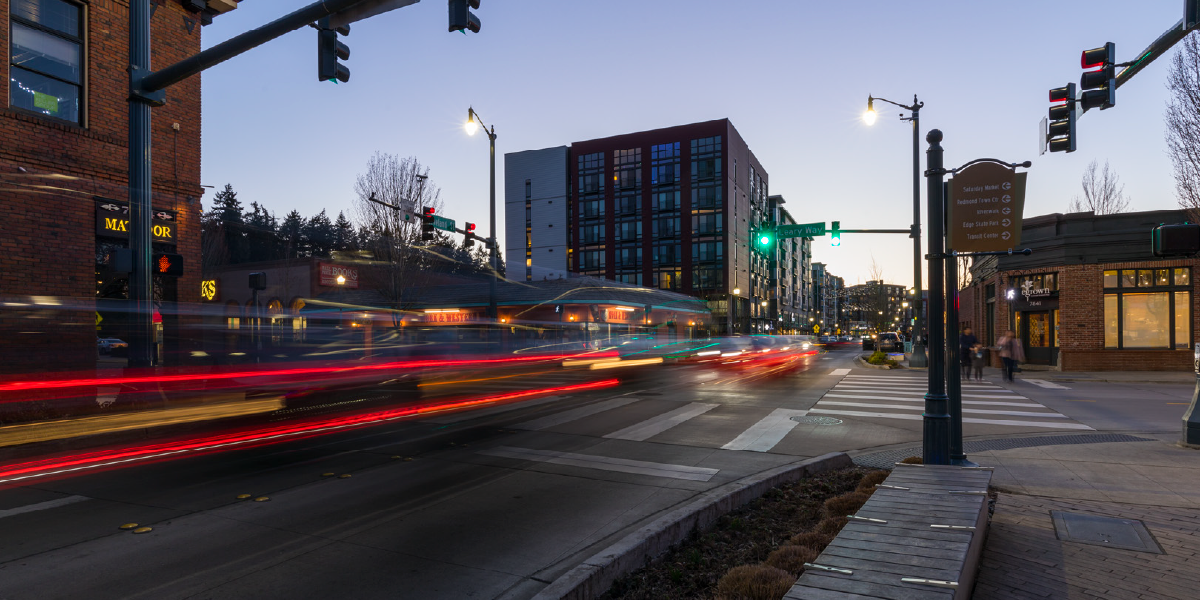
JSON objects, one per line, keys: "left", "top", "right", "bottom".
{"left": 200, "top": 0, "right": 1186, "bottom": 287}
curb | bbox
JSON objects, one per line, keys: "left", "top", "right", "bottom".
{"left": 530, "top": 451, "right": 854, "bottom": 600}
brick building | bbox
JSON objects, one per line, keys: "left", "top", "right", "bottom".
{"left": 1, "top": 0, "right": 214, "bottom": 373}
{"left": 960, "top": 210, "right": 1198, "bottom": 371}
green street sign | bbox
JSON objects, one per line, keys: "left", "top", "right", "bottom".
{"left": 433, "top": 215, "right": 456, "bottom": 232}
{"left": 777, "top": 222, "right": 826, "bottom": 239}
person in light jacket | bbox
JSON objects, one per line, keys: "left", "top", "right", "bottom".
{"left": 997, "top": 329, "right": 1025, "bottom": 382}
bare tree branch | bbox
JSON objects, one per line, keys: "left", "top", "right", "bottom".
{"left": 1068, "top": 159, "right": 1129, "bottom": 215}
{"left": 1167, "top": 32, "right": 1200, "bottom": 222}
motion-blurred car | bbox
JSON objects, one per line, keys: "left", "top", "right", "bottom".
{"left": 877, "top": 332, "right": 903, "bottom": 352}
{"left": 817, "top": 335, "right": 830, "bottom": 343}
{"left": 97, "top": 338, "right": 128, "bottom": 354}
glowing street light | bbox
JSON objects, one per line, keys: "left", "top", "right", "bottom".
{"left": 464, "top": 110, "right": 479, "bottom": 135}
{"left": 863, "top": 96, "right": 878, "bottom": 125}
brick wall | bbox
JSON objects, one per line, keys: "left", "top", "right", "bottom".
{"left": 0, "top": 0, "right": 204, "bottom": 374}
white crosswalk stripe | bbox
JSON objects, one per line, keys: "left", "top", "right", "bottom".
{"left": 811, "top": 372, "right": 1092, "bottom": 430}
{"left": 604, "top": 402, "right": 717, "bottom": 441}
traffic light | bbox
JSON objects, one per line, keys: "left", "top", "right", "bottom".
{"left": 1079, "top": 42, "right": 1116, "bottom": 111}
{"left": 1152, "top": 223, "right": 1200, "bottom": 257}
{"left": 1048, "top": 83, "right": 1077, "bottom": 153}
{"left": 464, "top": 222, "right": 476, "bottom": 247}
{"left": 448, "top": 0, "right": 481, "bottom": 33}
{"left": 421, "top": 206, "right": 435, "bottom": 241}
{"left": 152, "top": 253, "right": 184, "bottom": 276}
{"left": 317, "top": 18, "right": 350, "bottom": 83}
{"left": 755, "top": 225, "right": 775, "bottom": 250}
{"left": 830, "top": 221, "right": 841, "bottom": 246}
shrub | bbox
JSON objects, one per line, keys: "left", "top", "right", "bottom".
{"left": 900, "top": 456, "right": 923, "bottom": 464}
{"left": 788, "top": 530, "right": 834, "bottom": 548}
{"left": 865, "top": 351, "right": 897, "bottom": 366}
{"left": 764, "top": 544, "right": 820, "bottom": 576}
{"left": 815, "top": 516, "right": 848, "bottom": 537}
{"left": 715, "top": 565, "right": 797, "bottom": 600}
{"left": 822, "top": 491, "right": 870, "bottom": 518}
{"left": 856, "top": 470, "right": 889, "bottom": 493}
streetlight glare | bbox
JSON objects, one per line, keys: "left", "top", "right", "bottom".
{"left": 465, "top": 116, "right": 479, "bottom": 136}
{"left": 862, "top": 108, "right": 878, "bottom": 126}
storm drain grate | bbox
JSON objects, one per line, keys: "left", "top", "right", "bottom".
{"left": 791, "top": 416, "right": 844, "bottom": 426}
{"left": 1052, "top": 510, "right": 1163, "bottom": 553}
{"left": 852, "top": 433, "right": 1155, "bottom": 469}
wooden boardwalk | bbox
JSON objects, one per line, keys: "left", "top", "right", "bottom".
{"left": 786, "top": 464, "right": 993, "bottom": 600}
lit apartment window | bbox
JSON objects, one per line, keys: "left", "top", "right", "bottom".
{"left": 10, "top": 0, "right": 83, "bottom": 124}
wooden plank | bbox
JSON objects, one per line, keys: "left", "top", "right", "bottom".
{"left": 797, "top": 572, "right": 954, "bottom": 600}
{"left": 820, "top": 545, "right": 959, "bottom": 570}
{"left": 827, "top": 537, "right": 968, "bottom": 561}
{"left": 841, "top": 522, "right": 974, "bottom": 543}
{"left": 784, "top": 585, "right": 881, "bottom": 600}
{"left": 837, "top": 529, "right": 971, "bottom": 552}
{"left": 801, "top": 553, "right": 962, "bottom": 581}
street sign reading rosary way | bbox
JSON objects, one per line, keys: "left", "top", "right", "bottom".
{"left": 777, "top": 222, "right": 826, "bottom": 238}
{"left": 946, "top": 162, "right": 1027, "bottom": 252}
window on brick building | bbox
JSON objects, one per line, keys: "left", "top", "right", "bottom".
{"left": 1104, "top": 267, "right": 1192, "bottom": 349}
{"left": 10, "top": 0, "right": 83, "bottom": 124}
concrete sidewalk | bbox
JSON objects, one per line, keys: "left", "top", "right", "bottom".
{"left": 972, "top": 435, "right": 1200, "bottom": 599}
{"left": 900, "top": 354, "right": 1195, "bottom": 384}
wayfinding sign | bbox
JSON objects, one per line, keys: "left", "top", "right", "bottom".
{"left": 777, "top": 222, "right": 826, "bottom": 239}
{"left": 947, "top": 162, "right": 1027, "bottom": 252}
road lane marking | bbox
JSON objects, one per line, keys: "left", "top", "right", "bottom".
{"left": 835, "top": 382, "right": 1015, "bottom": 393}
{"left": 603, "top": 403, "right": 718, "bottom": 441}
{"left": 513, "top": 397, "right": 640, "bottom": 431}
{"left": 721, "top": 408, "right": 809, "bottom": 452}
{"left": 829, "top": 368, "right": 852, "bottom": 376}
{"left": 817, "top": 401, "right": 1067, "bottom": 418}
{"left": 831, "top": 389, "right": 1029, "bottom": 400}
{"left": 822, "top": 394, "right": 1042, "bottom": 407}
{"left": 1024, "top": 379, "right": 1071, "bottom": 390}
{"left": 478, "top": 446, "right": 719, "bottom": 481}
{"left": 0, "top": 495, "right": 89, "bottom": 520}
{"left": 806, "top": 409, "right": 1093, "bottom": 430}
{"left": 424, "top": 396, "right": 566, "bottom": 424}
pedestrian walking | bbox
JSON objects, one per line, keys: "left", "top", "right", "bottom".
{"left": 971, "top": 343, "right": 987, "bottom": 381}
{"left": 959, "top": 326, "right": 978, "bottom": 381}
{"left": 997, "top": 329, "right": 1025, "bottom": 382}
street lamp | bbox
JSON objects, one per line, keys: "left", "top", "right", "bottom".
{"left": 730, "top": 287, "right": 741, "bottom": 336}
{"left": 465, "top": 107, "right": 499, "bottom": 324}
{"left": 865, "top": 93, "right": 926, "bottom": 367}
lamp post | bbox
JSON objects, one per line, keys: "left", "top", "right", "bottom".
{"left": 865, "top": 94, "right": 927, "bottom": 367}
{"left": 730, "top": 287, "right": 741, "bottom": 335}
{"left": 465, "top": 107, "right": 499, "bottom": 324}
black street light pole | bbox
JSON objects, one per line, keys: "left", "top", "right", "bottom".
{"left": 866, "top": 95, "right": 926, "bottom": 367}
{"left": 923, "top": 129, "right": 951, "bottom": 465}
{"left": 466, "top": 107, "right": 499, "bottom": 323}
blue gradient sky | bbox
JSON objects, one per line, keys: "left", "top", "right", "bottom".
{"left": 200, "top": 0, "right": 1185, "bottom": 287}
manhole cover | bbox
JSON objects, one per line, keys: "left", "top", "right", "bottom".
{"left": 1051, "top": 511, "right": 1162, "bottom": 554}
{"left": 791, "top": 416, "right": 843, "bottom": 425}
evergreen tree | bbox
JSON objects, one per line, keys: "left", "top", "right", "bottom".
{"left": 334, "top": 211, "right": 355, "bottom": 251}
{"left": 280, "top": 210, "right": 305, "bottom": 258}
{"left": 212, "top": 184, "right": 247, "bottom": 263}
{"left": 303, "top": 210, "right": 336, "bottom": 258}
{"left": 243, "top": 201, "right": 279, "bottom": 262}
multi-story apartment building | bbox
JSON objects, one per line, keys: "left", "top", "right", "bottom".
{"left": 811, "top": 262, "right": 843, "bottom": 334}
{"left": 772, "top": 199, "right": 812, "bottom": 332}
{"left": 505, "top": 119, "right": 790, "bottom": 334}
{"left": 845, "top": 280, "right": 909, "bottom": 332}
{"left": 1, "top": 0, "right": 218, "bottom": 373}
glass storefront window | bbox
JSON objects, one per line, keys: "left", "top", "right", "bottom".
{"left": 1122, "top": 292, "right": 1170, "bottom": 348}
{"left": 1138, "top": 270, "right": 1154, "bottom": 287}
{"left": 1157, "top": 269, "right": 1171, "bottom": 286}
{"left": 1104, "top": 270, "right": 1118, "bottom": 288}
{"left": 1176, "top": 268, "right": 1191, "bottom": 286}
{"left": 1029, "top": 313, "right": 1050, "bottom": 347}
{"left": 1104, "top": 295, "right": 1118, "bottom": 348}
{"left": 1176, "top": 291, "right": 1191, "bottom": 349}
{"left": 1053, "top": 309, "right": 1060, "bottom": 348}
{"left": 1122, "top": 270, "right": 1137, "bottom": 287}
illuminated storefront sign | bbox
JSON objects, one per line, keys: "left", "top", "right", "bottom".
{"left": 95, "top": 201, "right": 176, "bottom": 243}
{"left": 200, "top": 280, "right": 217, "bottom": 301}
{"left": 319, "top": 263, "right": 358, "bottom": 288}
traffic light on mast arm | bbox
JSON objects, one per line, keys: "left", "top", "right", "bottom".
{"left": 317, "top": 18, "right": 350, "bottom": 83}
{"left": 421, "top": 206, "right": 436, "bottom": 240}
{"left": 1079, "top": 42, "right": 1116, "bottom": 111}
{"left": 1048, "top": 83, "right": 1077, "bottom": 153}
{"left": 448, "top": 0, "right": 481, "bottom": 33}
{"left": 755, "top": 225, "right": 775, "bottom": 250}
{"left": 464, "top": 222, "right": 476, "bottom": 247}
{"left": 830, "top": 221, "right": 841, "bottom": 246}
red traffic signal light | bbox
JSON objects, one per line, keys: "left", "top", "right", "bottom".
{"left": 465, "top": 222, "right": 476, "bottom": 232}
{"left": 153, "top": 253, "right": 184, "bottom": 276}
{"left": 423, "top": 206, "right": 435, "bottom": 216}
{"left": 1079, "top": 42, "right": 1116, "bottom": 111}
{"left": 1081, "top": 43, "right": 1115, "bottom": 69}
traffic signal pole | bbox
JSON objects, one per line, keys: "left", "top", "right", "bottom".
{"left": 126, "top": 0, "right": 423, "bottom": 367}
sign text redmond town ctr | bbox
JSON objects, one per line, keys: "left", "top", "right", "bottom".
{"left": 947, "top": 162, "right": 1027, "bottom": 252}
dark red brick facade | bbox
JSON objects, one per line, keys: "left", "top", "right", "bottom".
{"left": 1, "top": 0, "right": 204, "bottom": 373}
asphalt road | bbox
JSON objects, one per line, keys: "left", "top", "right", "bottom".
{"left": 0, "top": 347, "right": 1190, "bottom": 599}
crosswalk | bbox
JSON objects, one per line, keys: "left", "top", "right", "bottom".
{"left": 808, "top": 373, "right": 1092, "bottom": 430}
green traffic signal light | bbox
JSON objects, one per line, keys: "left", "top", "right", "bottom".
{"left": 831, "top": 221, "right": 841, "bottom": 246}
{"left": 759, "top": 234, "right": 772, "bottom": 246}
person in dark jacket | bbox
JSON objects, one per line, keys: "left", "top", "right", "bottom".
{"left": 959, "top": 327, "right": 978, "bottom": 380}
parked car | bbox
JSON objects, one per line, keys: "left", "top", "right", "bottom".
{"left": 877, "top": 332, "right": 903, "bottom": 352}
{"left": 97, "top": 338, "right": 128, "bottom": 354}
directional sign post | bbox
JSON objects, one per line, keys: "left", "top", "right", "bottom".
{"left": 947, "top": 162, "right": 1027, "bottom": 252}
{"left": 432, "top": 215, "right": 456, "bottom": 232}
{"left": 777, "top": 222, "right": 826, "bottom": 239}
